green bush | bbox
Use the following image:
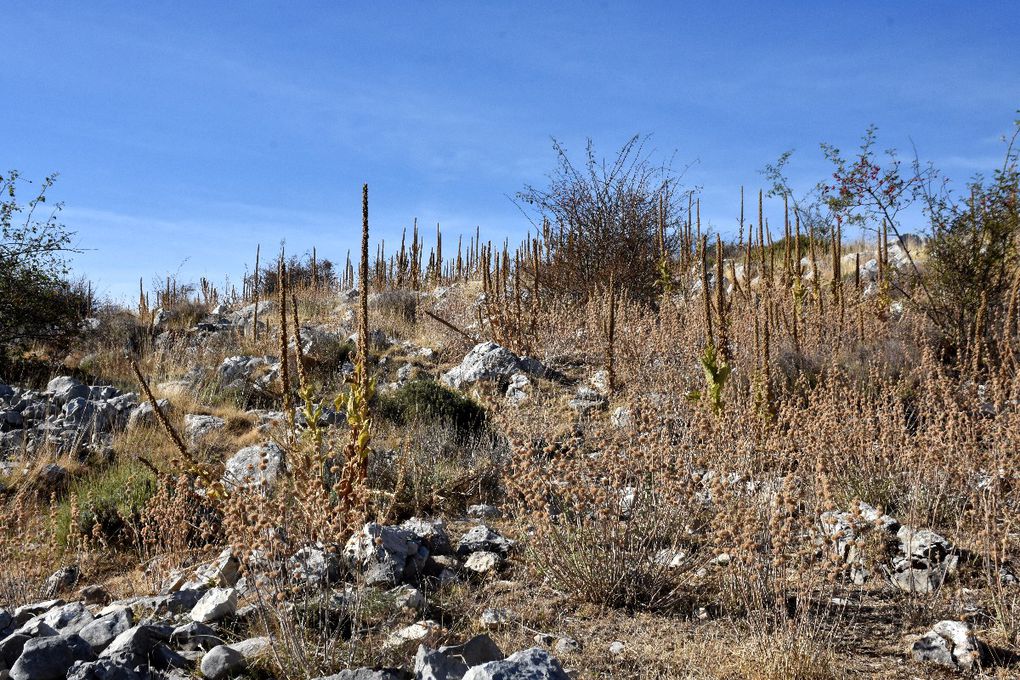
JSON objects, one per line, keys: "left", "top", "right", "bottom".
{"left": 377, "top": 378, "right": 486, "bottom": 437}
{"left": 1, "top": 171, "right": 90, "bottom": 350}
{"left": 925, "top": 160, "right": 1019, "bottom": 364}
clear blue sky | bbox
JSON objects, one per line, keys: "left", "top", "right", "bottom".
{"left": 5, "top": 1, "right": 1018, "bottom": 301}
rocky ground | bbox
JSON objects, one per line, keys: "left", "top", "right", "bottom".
{"left": 2, "top": 260, "right": 1019, "bottom": 679}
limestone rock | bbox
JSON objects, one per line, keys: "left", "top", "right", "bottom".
{"left": 912, "top": 620, "right": 983, "bottom": 671}
{"left": 463, "top": 551, "right": 503, "bottom": 574}
{"left": 344, "top": 523, "right": 422, "bottom": 587}
{"left": 190, "top": 588, "right": 237, "bottom": 623}
{"left": 9, "top": 635, "right": 93, "bottom": 680}
{"left": 199, "top": 637, "right": 269, "bottom": 680}
{"left": 79, "top": 608, "right": 133, "bottom": 653}
{"left": 442, "top": 342, "right": 543, "bottom": 391}
{"left": 223, "top": 442, "right": 284, "bottom": 492}
{"left": 457, "top": 525, "right": 512, "bottom": 556}
{"left": 184, "top": 414, "right": 226, "bottom": 444}
{"left": 462, "top": 647, "right": 569, "bottom": 680}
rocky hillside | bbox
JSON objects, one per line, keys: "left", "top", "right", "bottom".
{"left": 1, "top": 230, "right": 1019, "bottom": 680}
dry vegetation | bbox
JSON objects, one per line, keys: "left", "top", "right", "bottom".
{"left": 2, "top": 126, "right": 1020, "bottom": 679}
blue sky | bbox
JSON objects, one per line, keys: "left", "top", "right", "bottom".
{"left": 5, "top": 1, "right": 1019, "bottom": 301}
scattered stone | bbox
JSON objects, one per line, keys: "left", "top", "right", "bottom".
{"left": 66, "top": 658, "right": 143, "bottom": 680}
{"left": 462, "top": 647, "right": 570, "bottom": 680}
{"left": 190, "top": 587, "right": 237, "bottom": 623}
{"left": 457, "top": 525, "right": 512, "bottom": 556}
{"left": 442, "top": 342, "right": 544, "bottom": 391}
{"left": 414, "top": 634, "right": 503, "bottom": 680}
{"left": 390, "top": 585, "right": 425, "bottom": 611}
{"left": 553, "top": 637, "right": 580, "bottom": 655}
{"left": 12, "top": 617, "right": 58, "bottom": 638}
{"left": 223, "top": 442, "right": 284, "bottom": 492}
{"left": 0, "top": 633, "right": 33, "bottom": 669}
{"left": 184, "top": 414, "right": 226, "bottom": 444}
{"left": 467, "top": 504, "right": 501, "bottom": 520}
{"left": 313, "top": 669, "right": 407, "bottom": 680}
{"left": 9, "top": 634, "right": 93, "bottom": 680}
{"left": 608, "top": 641, "right": 625, "bottom": 656}
{"left": 37, "top": 464, "right": 69, "bottom": 491}
{"left": 590, "top": 370, "right": 611, "bottom": 395}
{"left": 199, "top": 637, "right": 270, "bottom": 680}
{"left": 568, "top": 387, "right": 607, "bottom": 414}
{"left": 13, "top": 598, "right": 64, "bottom": 622}
{"left": 344, "top": 523, "right": 422, "bottom": 586}
{"left": 505, "top": 373, "right": 530, "bottom": 404}
{"left": 79, "top": 608, "right": 133, "bottom": 653}
{"left": 463, "top": 551, "right": 503, "bottom": 574}
{"left": 218, "top": 355, "right": 280, "bottom": 389}
{"left": 188, "top": 547, "right": 241, "bottom": 588}
{"left": 150, "top": 643, "right": 192, "bottom": 671}
{"left": 47, "top": 376, "right": 88, "bottom": 404}
{"left": 890, "top": 525, "right": 958, "bottom": 593}
{"left": 290, "top": 544, "right": 342, "bottom": 586}
{"left": 383, "top": 620, "right": 442, "bottom": 650}
{"left": 710, "top": 553, "right": 731, "bottom": 567}
{"left": 401, "top": 517, "right": 452, "bottom": 555}
{"left": 160, "top": 587, "right": 205, "bottom": 615}
{"left": 479, "top": 608, "right": 512, "bottom": 630}
{"left": 41, "top": 601, "right": 93, "bottom": 635}
{"left": 912, "top": 620, "right": 983, "bottom": 671}
{"left": 127, "top": 399, "right": 172, "bottom": 430}
{"left": 199, "top": 645, "right": 245, "bottom": 680}
{"left": 99, "top": 624, "right": 173, "bottom": 667}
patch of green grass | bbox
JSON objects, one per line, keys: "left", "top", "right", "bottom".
{"left": 55, "top": 460, "right": 157, "bottom": 548}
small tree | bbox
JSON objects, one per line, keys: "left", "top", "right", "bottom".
{"left": 0, "top": 171, "right": 87, "bottom": 348}
{"left": 516, "top": 135, "right": 692, "bottom": 303}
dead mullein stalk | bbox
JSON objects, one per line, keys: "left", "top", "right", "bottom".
{"left": 831, "top": 216, "right": 843, "bottom": 326}
{"left": 605, "top": 274, "right": 617, "bottom": 394}
{"left": 252, "top": 243, "right": 260, "bottom": 340}
{"left": 1003, "top": 269, "right": 1020, "bottom": 372}
{"left": 360, "top": 187, "right": 370, "bottom": 357}
{"left": 291, "top": 294, "right": 309, "bottom": 395}
{"left": 715, "top": 234, "right": 729, "bottom": 362}
{"left": 130, "top": 357, "right": 188, "bottom": 461}
{"left": 783, "top": 194, "right": 792, "bottom": 288}
{"left": 758, "top": 190, "right": 767, "bottom": 285}
{"left": 130, "top": 358, "right": 226, "bottom": 499}
{"left": 278, "top": 257, "right": 294, "bottom": 434}
{"left": 700, "top": 235, "right": 714, "bottom": 346}
{"left": 137, "top": 277, "right": 148, "bottom": 318}
{"left": 809, "top": 223, "right": 823, "bottom": 315}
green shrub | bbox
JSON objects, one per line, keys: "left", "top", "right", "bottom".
{"left": 1, "top": 171, "right": 90, "bottom": 350}
{"left": 925, "top": 159, "right": 1019, "bottom": 365}
{"left": 376, "top": 378, "right": 486, "bottom": 437}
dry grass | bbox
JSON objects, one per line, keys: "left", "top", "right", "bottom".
{"left": 1, "top": 165, "right": 1019, "bottom": 678}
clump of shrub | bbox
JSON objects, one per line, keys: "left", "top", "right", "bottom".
{"left": 369, "top": 289, "right": 419, "bottom": 323}
{"left": 377, "top": 378, "right": 486, "bottom": 437}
